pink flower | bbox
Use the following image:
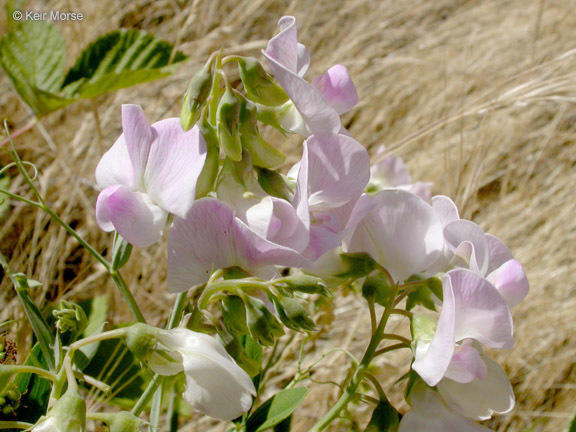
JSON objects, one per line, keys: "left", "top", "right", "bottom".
{"left": 95, "top": 105, "right": 207, "bottom": 247}
{"left": 263, "top": 16, "right": 358, "bottom": 136}
{"left": 167, "top": 198, "right": 307, "bottom": 293}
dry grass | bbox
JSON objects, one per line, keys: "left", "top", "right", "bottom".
{"left": 1, "top": 0, "right": 576, "bottom": 430}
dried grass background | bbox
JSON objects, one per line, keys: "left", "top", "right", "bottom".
{"left": 1, "top": 0, "right": 576, "bottom": 431}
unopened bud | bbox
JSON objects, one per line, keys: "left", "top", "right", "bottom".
{"left": 237, "top": 57, "right": 288, "bottom": 106}
{"left": 280, "top": 273, "right": 330, "bottom": 297}
{"left": 181, "top": 62, "right": 213, "bottom": 131}
{"left": 222, "top": 295, "right": 249, "bottom": 336}
{"left": 245, "top": 296, "right": 284, "bottom": 346}
{"left": 91, "top": 411, "right": 146, "bottom": 432}
{"left": 195, "top": 120, "right": 220, "bottom": 198}
{"left": 256, "top": 167, "right": 294, "bottom": 201}
{"left": 217, "top": 86, "right": 242, "bottom": 161}
{"left": 239, "top": 101, "right": 285, "bottom": 169}
{"left": 273, "top": 295, "right": 316, "bottom": 332}
{"left": 53, "top": 301, "right": 88, "bottom": 335}
{"left": 32, "top": 390, "right": 86, "bottom": 432}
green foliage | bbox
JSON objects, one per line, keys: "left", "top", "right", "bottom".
{"left": 0, "top": 21, "right": 188, "bottom": 117}
{"left": 0, "top": 172, "right": 10, "bottom": 220}
{"left": 365, "top": 398, "right": 400, "bottom": 432}
{"left": 74, "top": 295, "right": 109, "bottom": 370}
{"left": 362, "top": 275, "right": 394, "bottom": 306}
{"left": 246, "top": 387, "right": 310, "bottom": 432}
{"left": 336, "top": 252, "right": 377, "bottom": 279}
{"left": 405, "top": 276, "right": 443, "bottom": 312}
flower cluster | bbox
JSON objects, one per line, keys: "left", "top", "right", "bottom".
{"left": 93, "top": 15, "right": 528, "bottom": 430}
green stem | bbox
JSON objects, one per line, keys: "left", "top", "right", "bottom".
{"left": 110, "top": 271, "right": 146, "bottom": 323}
{"left": 0, "top": 364, "right": 57, "bottom": 383}
{"left": 309, "top": 284, "right": 400, "bottom": 432}
{"left": 131, "top": 374, "right": 161, "bottom": 416}
{"left": 167, "top": 292, "right": 188, "bottom": 329}
{"left": 0, "top": 421, "right": 33, "bottom": 429}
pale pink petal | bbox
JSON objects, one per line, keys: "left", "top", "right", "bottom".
{"left": 444, "top": 220, "right": 490, "bottom": 275}
{"left": 121, "top": 104, "right": 154, "bottom": 183}
{"left": 95, "top": 185, "right": 122, "bottom": 232}
{"left": 405, "top": 182, "right": 433, "bottom": 202}
{"left": 370, "top": 154, "right": 412, "bottom": 187}
{"left": 143, "top": 121, "right": 207, "bottom": 218}
{"left": 412, "top": 276, "right": 456, "bottom": 386}
{"left": 447, "top": 269, "right": 514, "bottom": 349}
{"left": 444, "top": 342, "right": 487, "bottom": 384}
{"left": 400, "top": 382, "right": 493, "bottom": 432}
{"left": 106, "top": 185, "right": 167, "bottom": 248}
{"left": 438, "top": 356, "right": 515, "bottom": 421}
{"left": 487, "top": 259, "right": 529, "bottom": 307}
{"left": 263, "top": 51, "right": 341, "bottom": 135}
{"left": 304, "top": 134, "right": 370, "bottom": 211}
{"left": 485, "top": 234, "right": 514, "bottom": 274}
{"left": 302, "top": 221, "right": 342, "bottom": 261}
{"left": 167, "top": 199, "right": 307, "bottom": 293}
{"left": 265, "top": 16, "right": 300, "bottom": 74}
{"left": 431, "top": 195, "right": 460, "bottom": 226}
{"left": 167, "top": 199, "right": 240, "bottom": 293}
{"left": 297, "top": 43, "right": 310, "bottom": 76}
{"left": 95, "top": 135, "right": 134, "bottom": 189}
{"left": 348, "top": 189, "right": 444, "bottom": 283}
{"left": 311, "top": 64, "right": 358, "bottom": 115}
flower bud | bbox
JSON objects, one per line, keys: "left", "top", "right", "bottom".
{"left": 181, "top": 62, "right": 213, "bottom": 131}
{"left": 280, "top": 273, "right": 330, "bottom": 296}
{"left": 195, "top": 120, "right": 220, "bottom": 198}
{"left": 362, "top": 275, "right": 393, "bottom": 306}
{"left": 32, "top": 389, "right": 86, "bottom": 432}
{"left": 335, "top": 252, "right": 377, "bottom": 279}
{"left": 217, "top": 85, "right": 243, "bottom": 161}
{"left": 239, "top": 100, "right": 286, "bottom": 169}
{"left": 273, "top": 295, "right": 316, "bottom": 332}
{"left": 91, "top": 411, "right": 146, "bottom": 432}
{"left": 53, "top": 300, "right": 88, "bottom": 335}
{"left": 244, "top": 296, "right": 284, "bottom": 346}
{"left": 222, "top": 295, "right": 249, "bottom": 336}
{"left": 237, "top": 57, "right": 289, "bottom": 106}
{"left": 255, "top": 167, "right": 294, "bottom": 201}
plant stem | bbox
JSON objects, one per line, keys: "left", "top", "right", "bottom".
{"left": 110, "top": 271, "right": 146, "bottom": 323}
{"left": 309, "top": 284, "right": 400, "bottom": 432}
{"left": 0, "top": 421, "right": 33, "bottom": 429}
{"left": 0, "top": 364, "right": 57, "bottom": 383}
{"left": 131, "top": 374, "right": 161, "bottom": 416}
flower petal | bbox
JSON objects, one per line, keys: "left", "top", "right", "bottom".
{"left": 447, "top": 269, "right": 514, "bottom": 349}
{"left": 95, "top": 185, "right": 121, "bottom": 232}
{"left": 95, "top": 134, "right": 134, "bottom": 189}
{"left": 143, "top": 121, "right": 207, "bottom": 217}
{"left": 400, "top": 382, "right": 493, "bottom": 432}
{"left": 348, "top": 189, "right": 444, "bottom": 283}
{"left": 263, "top": 52, "right": 341, "bottom": 135}
{"left": 311, "top": 64, "right": 358, "bottom": 115}
{"left": 487, "top": 259, "right": 529, "bottom": 307}
{"left": 485, "top": 233, "right": 514, "bottom": 274}
{"left": 444, "top": 219, "right": 490, "bottom": 275}
{"left": 444, "top": 342, "right": 487, "bottom": 384}
{"left": 438, "top": 356, "right": 515, "bottom": 420}
{"left": 431, "top": 195, "right": 460, "bottom": 226}
{"left": 121, "top": 104, "right": 154, "bottom": 184}
{"left": 106, "top": 185, "right": 167, "bottom": 248}
{"left": 303, "top": 134, "right": 370, "bottom": 211}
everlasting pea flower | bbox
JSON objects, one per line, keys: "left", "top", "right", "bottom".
{"left": 346, "top": 189, "right": 444, "bottom": 283}
{"left": 431, "top": 195, "right": 529, "bottom": 307}
{"left": 437, "top": 354, "right": 515, "bottom": 421}
{"left": 95, "top": 105, "right": 207, "bottom": 247}
{"left": 140, "top": 326, "right": 256, "bottom": 421}
{"left": 399, "top": 381, "right": 493, "bottom": 432}
{"left": 167, "top": 198, "right": 307, "bottom": 292}
{"left": 263, "top": 16, "right": 358, "bottom": 136}
{"left": 367, "top": 147, "right": 432, "bottom": 202}
{"left": 412, "top": 268, "right": 514, "bottom": 387}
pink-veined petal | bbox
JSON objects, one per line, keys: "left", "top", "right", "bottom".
{"left": 143, "top": 121, "right": 207, "bottom": 217}
{"left": 444, "top": 342, "right": 487, "bottom": 384}
{"left": 447, "top": 269, "right": 514, "bottom": 349}
{"left": 304, "top": 134, "right": 370, "bottom": 211}
{"left": 487, "top": 259, "right": 529, "bottom": 307}
{"left": 348, "top": 189, "right": 444, "bottom": 283}
{"left": 106, "top": 185, "right": 167, "bottom": 248}
{"left": 95, "top": 186, "right": 121, "bottom": 232}
{"left": 167, "top": 199, "right": 307, "bottom": 293}
{"left": 444, "top": 220, "right": 490, "bottom": 275}
{"left": 263, "top": 51, "right": 341, "bottom": 135}
{"left": 400, "top": 382, "right": 493, "bottom": 432}
{"left": 438, "top": 356, "right": 515, "bottom": 421}
{"left": 311, "top": 64, "right": 358, "bottom": 115}
{"left": 121, "top": 104, "right": 154, "bottom": 184}
{"left": 265, "top": 16, "right": 300, "bottom": 74}
{"left": 485, "top": 233, "right": 514, "bottom": 274}
{"left": 95, "top": 134, "right": 134, "bottom": 189}
{"left": 412, "top": 277, "right": 456, "bottom": 386}
{"left": 431, "top": 195, "right": 460, "bottom": 226}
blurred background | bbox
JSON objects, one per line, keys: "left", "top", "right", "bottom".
{"left": 1, "top": 0, "right": 575, "bottom": 430}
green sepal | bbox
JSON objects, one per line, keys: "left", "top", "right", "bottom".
{"left": 362, "top": 275, "right": 394, "bottom": 306}
{"left": 237, "top": 57, "right": 289, "bottom": 106}
{"left": 217, "top": 86, "right": 242, "bottom": 161}
{"left": 278, "top": 273, "right": 331, "bottom": 297}
{"left": 364, "top": 397, "right": 400, "bottom": 432}
{"left": 272, "top": 295, "right": 316, "bottom": 333}
{"left": 181, "top": 61, "right": 213, "bottom": 131}
{"left": 195, "top": 119, "right": 220, "bottom": 198}
{"left": 255, "top": 168, "right": 294, "bottom": 202}
{"left": 244, "top": 297, "right": 284, "bottom": 346}
{"left": 222, "top": 295, "right": 249, "bottom": 336}
{"left": 335, "top": 252, "right": 377, "bottom": 279}
{"left": 405, "top": 276, "right": 443, "bottom": 312}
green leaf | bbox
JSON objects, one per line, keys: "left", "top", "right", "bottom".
{"left": 0, "top": 173, "right": 11, "bottom": 220}
{"left": 567, "top": 408, "right": 576, "bottom": 432}
{"left": 0, "top": 20, "right": 72, "bottom": 115}
{"left": 336, "top": 252, "right": 377, "bottom": 279}
{"left": 62, "top": 29, "right": 188, "bottom": 99}
{"left": 74, "top": 295, "right": 108, "bottom": 370}
{"left": 10, "top": 274, "right": 55, "bottom": 371}
{"left": 364, "top": 398, "right": 399, "bottom": 432}
{"left": 405, "top": 277, "right": 443, "bottom": 312}
{"left": 246, "top": 387, "right": 309, "bottom": 432}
